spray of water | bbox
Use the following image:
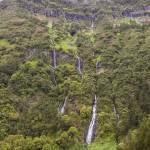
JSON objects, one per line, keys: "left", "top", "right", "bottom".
{"left": 86, "top": 95, "right": 97, "bottom": 144}
{"left": 113, "top": 105, "right": 119, "bottom": 121}
{"left": 76, "top": 56, "right": 82, "bottom": 74}
{"left": 52, "top": 49, "right": 57, "bottom": 68}
{"left": 59, "top": 97, "right": 68, "bottom": 114}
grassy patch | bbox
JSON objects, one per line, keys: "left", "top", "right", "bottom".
{"left": 0, "top": 39, "right": 14, "bottom": 48}
{"left": 115, "top": 17, "right": 142, "bottom": 26}
{"left": 55, "top": 36, "right": 78, "bottom": 55}
{"left": 88, "top": 136, "right": 117, "bottom": 150}
{"left": 25, "top": 60, "right": 39, "bottom": 69}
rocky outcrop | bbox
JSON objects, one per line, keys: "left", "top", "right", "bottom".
{"left": 17, "top": 0, "right": 96, "bottom": 21}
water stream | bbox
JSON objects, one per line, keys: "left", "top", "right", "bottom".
{"left": 96, "top": 61, "right": 102, "bottom": 71}
{"left": 59, "top": 97, "right": 67, "bottom": 114}
{"left": 76, "top": 56, "right": 82, "bottom": 74}
{"left": 113, "top": 105, "right": 119, "bottom": 121}
{"left": 86, "top": 95, "right": 97, "bottom": 144}
{"left": 91, "top": 20, "right": 94, "bottom": 28}
{"left": 52, "top": 49, "right": 57, "bottom": 68}
{"left": 96, "top": 61, "right": 99, "bottom": 71}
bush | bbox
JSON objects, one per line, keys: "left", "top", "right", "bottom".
{"left": 56, "top": 126, "right": 80, "bottom": 149}
{"left": 118, "top": 116, "right": 150, "bottom": 150}
{"left": 0, "top": 135, "right": 59, "bottom": 150}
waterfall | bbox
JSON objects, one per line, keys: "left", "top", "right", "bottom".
{"left": 93, "top": 52, "right": 95, "bottom": 57}
{"left": 59, "top": 97, "right": 67, "bottom": 114}
{"left": 76, "top": 56, "right": 82, "bottom": 74}
{"left": 113, "top": 101, "right": 120, "bottom": 143}
{"left": 96, "top": 61, "right": 102, "bottom": 70}
{"left": 91, "top": 20, "right": 94, "bottom": 28}
{"left": 27, "top": 49, "right": 36, "bottom": 59}
{"left": 83, "top": 0, "right": 88, "bottom": 4}
{"left": 112, "top": 98, "right": 119, "bottom": 121}
{"left": 113, "top": 105, "right": 119, "bottom": 121}
{"left": 51, "top": 49, "right": 57, "bottom": 85}
{"left": 96, "top": 61, "right": 99, "bottom": 73}
{"left": 52, "top": 49, "right": 57, "bottom": 68}
{"left": 96, "top": 61, "right": 99, "bottom": 71}
{"left": 86, "top": 95, "right": 97, "bottom": 144}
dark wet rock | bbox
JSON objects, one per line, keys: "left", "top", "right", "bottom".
{"left": 144, "top": 5, "right": 150, "bottom": 10}
{"left": 33, "top": 0, "right": 42, "bottom": 3}
{"left": 122, "top": 9, "right": 145, "bottom": 17}
{"left": 0, "top": 1, "right": 8, "bottom": 9}
{"left": 19, "top": 2, "right": 97, "bottom": 22}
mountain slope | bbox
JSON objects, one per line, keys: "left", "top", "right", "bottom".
{"left": 0, "top": 0, "right": 150, "bottom": 150}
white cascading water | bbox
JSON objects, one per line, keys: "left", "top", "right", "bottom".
{"left": 28, "top": 49, "right": 36, "bottom": 59}
{"left": 53, "top": 49, "right": 57, "bottom": 68}
{"left": 76, "top": 56, "right": 82, "bottom": 74}
{"left": 91, "top": 20, "right": 94, "bottom": 28}
{"left": 113, "top": 106, "right": 119, "bottom": 121}
{"left": 86, "top": 95, "right": 97, "bottom": 144}
{"left": 59, "top": 97, "right": 67, "bottom": 114}
{"left": 83, "top": 0, "right": 88, "bottom": 4}
{"left": 96, "top": 61, "right": 99, "bottom": 71}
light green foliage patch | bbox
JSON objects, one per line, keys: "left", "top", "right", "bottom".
{"left": 0, "top": 40, "right": 10, "bottom": 47}
{"left": 0, "top": 39, "right": 15, "bottom": 48}
{"left": 88, "top": 136, "right": 117, "bottom": 150}
{"left": 118, "top": 116, "right": 150, "bottom": 150}
{"left": 55, "top": 35, "right": 78, "bottom": 55}
{"left": 24, "top": 60, "right": 39, "bottom": 69}
{"left": 0, "top": 1, "right": 150, "bottom": 149}
{"left": 115, "top": 17, "right": 143, "bottom": 26}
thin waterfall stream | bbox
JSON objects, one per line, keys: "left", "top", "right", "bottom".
{"left": 112, "top": 98, "right": 120, "bottom": 122}
{"left": 112, "top": 101, "right": 120, "bottom": 143}
{"left": 52, "top": 49, "right": 57, "bottom": 68}
{"left": 59, "top": 97, "right": 68, "bottom": 114}
{"left": 51, "top": 49, "right": 57, "bottom": 85}
{"left": 86, "top": 95, "right": 97, "bottom": 144}
{"left": 113, "top": 105, "right": 119, "bottom": 121}
{"left": 91, "top": 20, "right": 94, "bottom": 28}
{"left": 76, "top": 56, "right": 82, "bottom": 74}
{"left": 96, "top": 61, "right": 99, "bottom": 72}
{"left": 85, "top": 51, "right": 99, "bottom": 144}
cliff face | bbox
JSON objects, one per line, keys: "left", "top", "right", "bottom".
{"left": 1, "top": 0, "right": 149, "bottom": 21}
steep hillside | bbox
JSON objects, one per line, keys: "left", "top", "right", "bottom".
{"left": 0, "top": 0, "right": 150, "bottom": 150}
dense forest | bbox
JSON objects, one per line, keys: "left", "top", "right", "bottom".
{"left": 0, "top": 0, "right": 150, "bottom": 150}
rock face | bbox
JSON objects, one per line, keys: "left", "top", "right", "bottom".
{"left": 65, "top": 12, "right": 95, "bottom": 21}
{"left": 21, "top": 4, "right": 60, "bottom": 17}
{"left": 0, "top": 1, "right": 8, "bottom": 9}
{"left": 16, "top": 0, "right": 97, "bottom": 21}
{"left": 144, "top": 5, "right": 150, "bottom": 10}
{"left": 122, "top": 6, "right": 150, "bottom": 17}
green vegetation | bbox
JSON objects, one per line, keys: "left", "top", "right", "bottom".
{"left": 89, "top": 136, "right": 117, "bottom": 150}
{"left": 0, "top": 40, "right": 13, "bottom": 48}
{"left": 118, "top": 116, "right": 150, "bottom": 150}
{"left": 0, "top": 135, "right": 59, "bottom": 150}
{"left": 55, "top": 36, "right": 78, "bottom": 54}
{"left": 0, "top": 0, "right": 150, "bottom": 149}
